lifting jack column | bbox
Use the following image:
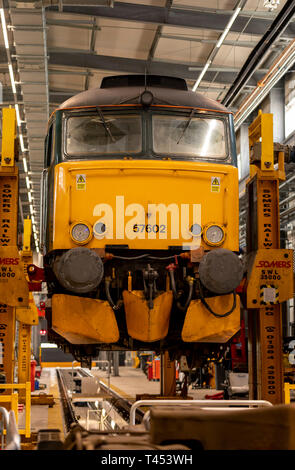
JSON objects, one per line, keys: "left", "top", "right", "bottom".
{"left": 0, "top": 109, "right": 29, "bottom": 388}
{"left": 246, "top": 111, "right": 294, "bottom": 404}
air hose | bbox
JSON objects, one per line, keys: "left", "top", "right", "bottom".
{"left": 168, "top": 270, "right": 194, "bottom": 311}
{"left": 105, "top": 278, "right": 122, "bottom": 311}
{"left": 197, "top": 279, "right": 236, "bottom": 318}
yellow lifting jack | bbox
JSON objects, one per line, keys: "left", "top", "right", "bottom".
{"left": 0, "top": 108, "right": 34, "bottom": 445}
{"left": 245, "top": 111, "right": 294, "bottom": 404}
{"left": 0, "top": 108, "right": 29, "bottom": 388}
{"left": 17, "top": 217, "right": 38, "bottom": 391}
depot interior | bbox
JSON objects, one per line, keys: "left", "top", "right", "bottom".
{"left": 2, "top": 0, "right": 295, "bottom": 452}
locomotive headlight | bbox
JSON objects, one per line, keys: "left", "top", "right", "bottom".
{"left": 70, "top": 222, "right": 92, "bottom": 245}
{"left": 203, "top": 224, "right": 225, "bottom": 246}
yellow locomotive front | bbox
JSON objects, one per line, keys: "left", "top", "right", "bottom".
{"left": 41, "top": 75, "right": 243, "bottom": 365}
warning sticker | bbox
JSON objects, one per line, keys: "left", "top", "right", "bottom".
{"left": 263, "top": 287, "right": 276, "bottom": 304}
{"left": 211, "top": 176, "right": 220, "bottom": 193}
{"left": 76, "top": 174, "right": 86, "bottom": 190}
{"left": 260, "top": 283, "right": 279, "bottom": 305}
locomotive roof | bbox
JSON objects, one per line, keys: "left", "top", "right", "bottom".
{"left": 59, "top": 75, "right": 230, "bottom": 114}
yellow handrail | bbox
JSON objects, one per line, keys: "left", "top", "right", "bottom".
{"left": 0, "top": 382, "right": 31, "bottom": 438}
{"left": 284, "top": 382, "right": 295, "bottom": 405}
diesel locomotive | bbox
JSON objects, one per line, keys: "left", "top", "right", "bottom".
{"left": 41, "top": 75, "right": 243, "bottom": 366}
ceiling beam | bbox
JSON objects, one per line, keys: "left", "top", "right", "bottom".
{"left": 48, "top": 51, "right": 263, "bottom": 87}
{"left": 160, "top": 34, "right": 288, "bottom": 49}
{"left": 46, "top": 1, "right": 295, "bottom": 39}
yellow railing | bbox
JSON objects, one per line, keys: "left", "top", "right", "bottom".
{"left": 284, "top": 382, "right": 295, "bottom": 405}
{"left": 0, "top": 382, "right": 31, "bottom": 438}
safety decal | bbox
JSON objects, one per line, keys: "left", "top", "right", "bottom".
{"left": 76, "top": 174, "right": 86, "bottom": 190}
{"left": 260, "top": 284, "right": 279, "bottom": 305}
{"left": 211, "top": 176, "right": 220, "bottom": 193}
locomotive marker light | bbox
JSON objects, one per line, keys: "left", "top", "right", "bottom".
{"left": 93, "top": 221, "right": 107, "bottom": 239}
{"left": 189, "top": 223, "right": 202, "bottom": 237}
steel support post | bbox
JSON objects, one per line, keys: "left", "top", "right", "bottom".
{"left": 160, "top": 351, "right": 176, "bottom": 397}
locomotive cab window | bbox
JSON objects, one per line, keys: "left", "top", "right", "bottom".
{"left": 65, "top": 112, "right": 142, "bottom": 156}
{"left": 45, "top": 122, "right": 56, "bottom": 167}
{"left": 152, "top": 114, "right": 227, "bottom": 160}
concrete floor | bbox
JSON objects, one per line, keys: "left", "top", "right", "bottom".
{"left": 18, "top": 365, "right": 218, "bottom": 438}
{"left": 91, "top": 366, "right": 217, "bottom": 400}
{"left": 18, "top": 368, "right": 65, "bottom": 437}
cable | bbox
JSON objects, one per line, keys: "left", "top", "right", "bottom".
{"left": 177, "top": 279, "right": 194, "bottom": 312}
{"left": 169, "top": 270, "right": 194, "bottom": 311}
{"left": 168, "top": 269, "right": 179, "bottom": 300}
{"left": 112, "top": 254, "right": 149, "bottom": 260}
{"left": 105, "top": 278, "right": 122, "bottom": 311}
{"left": 112, "top": 254, "right": 180, "bottom": 261}
{"left": 148, "top": 255, "right": 178, "bottom": 260}
{"left": 197, "top": 279, "right": 237, "bottom": 318}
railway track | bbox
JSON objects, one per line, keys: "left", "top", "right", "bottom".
{"left": 56, "top": 367, "right": 145, "bottom": 432}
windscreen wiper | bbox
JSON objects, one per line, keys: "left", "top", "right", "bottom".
{"left": 96, "top": 107, "right": 115, "bottom": 142}
{"left": 177, "top": 109, "right": 195, "bottom": 144}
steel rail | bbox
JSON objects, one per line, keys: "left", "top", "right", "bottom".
{"left": 79, "top": 368, "right": 145, "bottom": 425}
{"left": 56, "top": 368, "right": 78, "bottom": 431}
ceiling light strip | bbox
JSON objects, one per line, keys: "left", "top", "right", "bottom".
{"left": 0, "top": 8, "right": 28, "bottom": 153}
{"left": 192, "top": 0, "right": 247, "bottom": 91}
{"left": 216, "top": 6, "right": 242, "bottom": 48}
{"left": 0, "top": 6, "right": 38, "bottom": 250}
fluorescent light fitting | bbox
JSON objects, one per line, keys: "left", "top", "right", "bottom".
{"left": 264, "top": 0, "right": 280, "bottom": 11}
{"left": 192, "top": 61, "right": 211, "bottom": 92}
{"left": 29, "top": 204, "right": 34, "bottom": 215}
{"left": 0, "top": 9, "right": 9, "bottom": 50}
{"left": 193, "top": 2, "right": 243, "bottom": 92}
{"left": 36, "top": 246, "right": 39, "bottom": 254}
{"left": 28, "top": 191, "right": 32, "bottom": 203}
{"left": 23, "top": 157, "right": 28, "bottom": 173}
{"left": 15, "top": 103, "right": 21, "bottom": 126}
{"left": 216, "top": 7, "right": 242, "bottom": 49}
{"left": 8, "top": 64, "right": 16, "bottom": 94}
{"left": 19, "top": 134, "right": 25, "bottom": 152}
{"left": 31, "top": 215, "right": 35, "bottom": 224}
{"left": 25, "top": 176, "right": 30, "bottom": 189}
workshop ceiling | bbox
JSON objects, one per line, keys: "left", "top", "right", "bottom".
{"left": 0, "top": 0, "right": 294, "bottom": 250}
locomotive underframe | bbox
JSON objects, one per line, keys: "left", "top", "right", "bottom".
{"left": 43, "top": 248, "right": 242, "bottom": 367}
